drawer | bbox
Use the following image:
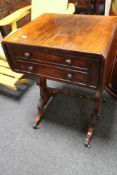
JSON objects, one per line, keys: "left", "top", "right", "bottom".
{"left": 14, "top": 45, "right": 89, "bottom": 71}
{"left": 16, "top": 60, "right": 99, "bottom": 87}
{"left": 17, "top": 61, "right": 89, "bottom": 86}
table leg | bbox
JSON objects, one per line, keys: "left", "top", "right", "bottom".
{"left": 84, "top": 88, "right": 103, "bottom": 147}
{"left": 33, "top": 78, "right": 51, "bottom": 129}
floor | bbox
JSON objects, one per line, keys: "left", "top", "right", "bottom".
{"left": 0, "top": 81, "right": 117, "bottom": 175}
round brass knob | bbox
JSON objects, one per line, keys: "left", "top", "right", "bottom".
{"left": 24, "top": 52, "right": 31, "bottom": 58}
{"left": 65, "top": 59, "right": 72, "bottom": 65}
{"left": 67, "top": 73, "right": 73, "bottom": 79}
{"left": 28, "top": 66, "right": 34, "bottom": 71}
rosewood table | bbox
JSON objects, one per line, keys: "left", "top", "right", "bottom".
{"left": 2, "top": 14, "right": 117, "bottom": 147}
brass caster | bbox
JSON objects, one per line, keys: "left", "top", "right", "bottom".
{"left": 84, "top": 140, "right": 90, "bottom": 148}
{"left": 33, "top": 114, "right": 42, "bottom": 129}
{"left": 32, "top": 124, "right": 39, "bottom": 129}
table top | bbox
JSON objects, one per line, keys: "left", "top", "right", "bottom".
{"left": 4, "top": 13, "right": 117, "bottom": 57}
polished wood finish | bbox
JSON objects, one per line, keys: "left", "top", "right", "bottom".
{"left": 2, "top": 14, "right": 117, "bottom": 147}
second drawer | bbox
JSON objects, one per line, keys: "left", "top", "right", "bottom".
{"left": 17, "top": 61, "right": 89, "bottom": 86}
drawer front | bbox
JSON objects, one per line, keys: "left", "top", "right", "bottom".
{"left": 15, "top": 60, "right": 100, "bottom": 88}
{"left": 14, "top": 45, "right": 89, "bottom": 71}
{"left": 17, "top": 61, "right": 89, "bottom": 86}
{"left": 3, "top": 43, "right": 101, "bottom": 88}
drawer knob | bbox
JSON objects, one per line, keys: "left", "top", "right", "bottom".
{"left": 67, "top": 73, "right": 73, "bottom": 79}
{"left": 28, "top": 66, "right": 34, "bottom": 71}
{"left": 65, "top": 59, "right": 72, "bottom": 65}
{"left": 24, "top": 52, "right": 31, "bottom": 58}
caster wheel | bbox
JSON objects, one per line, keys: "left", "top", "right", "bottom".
{"left": 84, "top": 140, "right": 90, "bottom": 148}
{"left": 32, "top": 124, "right": 39, "bottom": 129}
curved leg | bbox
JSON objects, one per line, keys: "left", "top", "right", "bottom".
{"left": 33, "top": 98, "right": 45, "bottom": 129}
{"left": 84, "top": 88, "right": 103, "bottom": 147}
{"left": 33, "top": 77, "right": 51, "bottom": 129}
{"left": 84, "top": 113, "right": 99, "bottom": 147}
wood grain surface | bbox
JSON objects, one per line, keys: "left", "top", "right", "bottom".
{"left": 4, "top": 13, "right": 117, "bottom": 57}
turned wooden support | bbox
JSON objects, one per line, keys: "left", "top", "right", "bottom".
{"left": 84, "top": 83, "right": 103, "bottom": 147}
{"left": 33, "top": 78, "right": 51, "bottom": 129}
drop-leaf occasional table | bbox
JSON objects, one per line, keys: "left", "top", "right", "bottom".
{"left": 2, "top": 13, "right": 117, "bottom": 147}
